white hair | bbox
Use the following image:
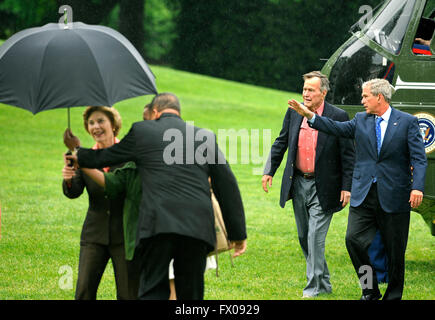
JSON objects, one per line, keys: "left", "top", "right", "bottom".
{"left": 362, "top": 78, "right": 395, "bottom": 103}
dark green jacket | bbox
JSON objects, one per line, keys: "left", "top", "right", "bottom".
{"left": 104, "top": 162, "right": 140, "bottom": 260}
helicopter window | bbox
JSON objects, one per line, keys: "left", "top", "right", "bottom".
{"left": 413, "top": 0, "right": 435, "bottom": 55}
{"left": 362, "top": 0, "right": 416, "bottom": 55}
{"left": 326, "top": 37, "right": 396, "bottom": 106}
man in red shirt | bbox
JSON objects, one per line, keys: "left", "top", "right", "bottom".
{"left": 262, "top": 71, "right": 354, "bottom": 298}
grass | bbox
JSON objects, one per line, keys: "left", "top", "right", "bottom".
{"left": 0, "top": 64, "right": 434, "bottom": 300}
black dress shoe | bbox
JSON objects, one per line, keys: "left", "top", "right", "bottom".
{"left": 360, "top": 292, "right": 382, "bottom": 300}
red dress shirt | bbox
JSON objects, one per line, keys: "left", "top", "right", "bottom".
{"left": 296, "top": 102, "right": 324, "bottom": 174}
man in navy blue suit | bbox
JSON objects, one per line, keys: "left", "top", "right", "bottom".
{"left": 288, "top": 79, "right": 427, "bottom": 300}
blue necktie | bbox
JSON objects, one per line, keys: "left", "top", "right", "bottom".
{"left": 373, "top": 117, "right": 383, "bottom": 183}
{"left": 376, "top": 116, "right": 383, "bottom": 155}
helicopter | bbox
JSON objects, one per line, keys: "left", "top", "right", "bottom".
{"left": 321, "top": 0, "right": 435, "bottom": 235}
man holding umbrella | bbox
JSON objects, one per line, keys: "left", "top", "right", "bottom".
{"left": 64, "top": 92, "right": 247, "bottom": 300}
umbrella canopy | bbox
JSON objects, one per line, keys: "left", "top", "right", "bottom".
{"left": 0, "top": 22, "right": 157, "bottom": 115}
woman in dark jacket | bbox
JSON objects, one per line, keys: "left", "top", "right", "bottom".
{"left": 62, "top": 106, "right": 133, "bottom": 299}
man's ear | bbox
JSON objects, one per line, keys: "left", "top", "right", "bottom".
{"left": 152, "top": 108, "right": 161, "bottom": 120}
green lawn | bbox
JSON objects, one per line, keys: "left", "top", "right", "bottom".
{"left": 0, "top": 64, "right": 433, "bottom": 300}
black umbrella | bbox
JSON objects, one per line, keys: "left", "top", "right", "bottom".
{"left": 0, "top": 21, "right": 157, "bottom": 127}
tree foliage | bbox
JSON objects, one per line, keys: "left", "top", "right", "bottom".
{"left": 0, "top": 0, "right": 177, "bottom": 62}
{"left": 0, "top": 0, "right": 57, "bottom": 38}
{"left": 170, "top": 0, "right": 381, "bottom": 92}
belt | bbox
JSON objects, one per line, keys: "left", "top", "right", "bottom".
{"left": 295, "top": 169, "right": 315, "bottom": 179}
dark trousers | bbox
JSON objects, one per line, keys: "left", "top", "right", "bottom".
{"left": 345, "top": 183, "right": 410, "bottom": 300}
{"left": 137, "top": 233, "right": 208, "bottom": 300}
{"left": 126, "top": 255, "right": 141, "bottom": 299}
{"left": 75, "top": 242, "right": 134, "bottom": 300}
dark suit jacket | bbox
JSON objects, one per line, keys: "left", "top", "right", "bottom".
{"left": 76, "top": 113, "right": 246, "bottom": 252}
{"left": 63, "top": 165, "right": 125, "bottom": 245}
{"left": 310, "top": 107, "right": 427, "bottom": 213}
{"left": 264, "top": 102, "right": 355, "bottom": 214}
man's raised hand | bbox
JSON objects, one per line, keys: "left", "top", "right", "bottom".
{"left": 288, "top": 99, "right": 315, "bottom": 119}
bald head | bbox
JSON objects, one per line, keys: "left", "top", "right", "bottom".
{"left": 150, "top": 92, "right": 181, "bottom": 114}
